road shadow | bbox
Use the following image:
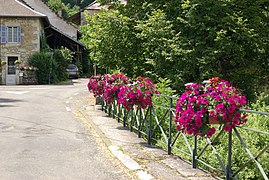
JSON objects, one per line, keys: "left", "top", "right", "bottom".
{"left": 0, "top": 98, "right": 24, "bottom": 103}
{"left": 54, "top": 79, "right": 74, "bottom": 85}
{"left": 0, "top": 105, "right": 16, "bottom": 107}
{"left": 116, "top": 126, "right": 130, "bottom": 131}
{"left": 0, "top": 98, "right": 24, "bottom": 107}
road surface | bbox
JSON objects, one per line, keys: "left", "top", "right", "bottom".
{"left": 0, "top": 79, "right": 132, "bottom": 180}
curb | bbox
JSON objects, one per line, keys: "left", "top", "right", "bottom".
{"left": 75, "top": 106, "right": 154, "bottom": 180}
{"left": 72, "top": 92, "right": 216, "bottom": 180}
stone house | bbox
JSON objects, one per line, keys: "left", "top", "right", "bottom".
{"left": 0, "top": 0, "right": 49, "bottom": 85}
{"left": 0, "top": 0, "right": 85, "bottom": 85}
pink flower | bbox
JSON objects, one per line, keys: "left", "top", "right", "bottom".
{"left": 174, "top": 78, "right": 248, "bottom": 138}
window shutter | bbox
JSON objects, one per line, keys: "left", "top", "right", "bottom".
{"left": 1, "top": 25, "right": 6, "bottom": 44}
{"left": 18, "top": 26, "right": 21, "bottom": 43}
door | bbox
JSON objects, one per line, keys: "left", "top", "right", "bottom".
{"left": 6, "top": 56, "right": 17, "bottom": 85}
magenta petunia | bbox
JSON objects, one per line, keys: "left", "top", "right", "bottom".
{"left": 174, "top": 78, "right": 248, "bottom": 138}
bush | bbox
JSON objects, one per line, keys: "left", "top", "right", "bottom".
{"left": 53, "top": 48, "right": 72, "bottom": 81}
{"left": 28, "top": 51, "right": 57, "bottom": 84}
{"left": 28, "top": 46, "right": 73, "bottom": 84}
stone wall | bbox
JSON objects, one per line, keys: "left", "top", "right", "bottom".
{"left": 0, "top": 17, "right": 43, "bottom": 85}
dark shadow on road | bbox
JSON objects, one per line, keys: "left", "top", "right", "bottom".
{"left": 0, "top": 98, "right": 25, "bottom": 107}
{"left": 54, "top": 79, "right": 74, "bottom": 86}
{"left": 116, "top": 126, "right": 129, "bottom": 131}
{"left": 0, "top": 105, "right": 16, "bottom": 107}
{"left": 139, "top": 141, "right": 164, "bottom": 149}
{"left": 0, "top": 98, "right": 24, "bottom": 103}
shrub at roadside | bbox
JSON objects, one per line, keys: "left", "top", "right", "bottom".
{"left": 28, "top": 47, "right": 72, "bottom": 84}
{"left": 28, "top": 51, "right": 57, "bottom": 84}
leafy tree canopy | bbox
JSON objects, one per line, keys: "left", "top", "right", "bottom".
{"left": 81, "top": 0, "right": 269, "bottom": 100}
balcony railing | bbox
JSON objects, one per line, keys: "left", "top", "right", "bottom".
{"left": 100, "top": 94, "right": 269, "bottom": 180}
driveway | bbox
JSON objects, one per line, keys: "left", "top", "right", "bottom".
{"left": 0, "top": 79, "right": 132, "bottom": 179}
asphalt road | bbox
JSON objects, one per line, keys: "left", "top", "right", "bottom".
{"left": 0, "top": 79, "right": 132, "bottom": 180}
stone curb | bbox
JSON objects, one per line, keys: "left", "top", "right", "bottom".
{"left": 73, "top": 92, "right": 217, "bottom": 180}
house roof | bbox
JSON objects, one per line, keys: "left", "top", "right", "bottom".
{"left": 68, "top": 0, "right": 127, "bottom": 26}
{"left": 85, "top": 1, "right": 109, "bottom": 10}
{"left": 21, "top": 0, "right": 78, "bottom": 40}
{"left": 85, "top": 0, "right": 127, "bottom": 10}
{"left": 0, "top": 0, "right": 46, "bottom": 17}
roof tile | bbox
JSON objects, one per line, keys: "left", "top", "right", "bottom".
{"left": 0, "top": 0, "right": 46, "bottom": 17}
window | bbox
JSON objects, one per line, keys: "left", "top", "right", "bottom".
{"left": 0, "top": 25, "right": 21, "bottom": 44}
{"left": 0, "top": 25, "right": 6, "bottom": 44}
{"left": 7, "top": 27, "right": 20, "bottom": 43}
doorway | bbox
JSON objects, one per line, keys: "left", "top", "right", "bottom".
{"left": 6, "top": 56, "right": 17, "bottom": 85}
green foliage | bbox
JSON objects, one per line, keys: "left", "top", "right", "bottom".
{"left": 61, "top": 0, "right": 93, "bottom": 7}
{"left": 28, "top": 51, "right": 57, "bottom": 84}
{"left": 62, "top": 4, "right": 81, "bottom": 19}
{"left": 81, "top": 0, "right": 269, "bottom": 100}
{"left": 59, "top": 46, "right": 74, "bottom": 63}
{"left": 135, "top": 9, "right": 181, "bottom": 82}
{"left": 29, "top": 39, "right": 73, "bottom": 84}
{"left": 81, "top": 50, "right": 92, "bottom": 77}
{"left": 47, "top": 0, "right": 64, "bottom": 13}
{"left": 40, "top": 34, "right": 51, "bottom": 51}
{"left": 53, "top": 47, "right": 73, "bottom": 81}
{"left": 175, "top": 0, "right": 268, "bottom": 99}
{"left": 154, "top": 78, "right": 176, "bottom": 96}
{"left": 80, "top": 10, "right": 135, "bottom": 75}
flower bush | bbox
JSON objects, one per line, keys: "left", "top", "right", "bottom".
{"left": 103, "top": 73, "right": 131, "bottom": 104}
{"left": 174, "top": 77, "right": 248, "bottom": 138}
{"left": 87, "top": 74, "right": 157, "bottom": 110}
{"left": 87, "top": 74, "right": 107, "bottom": 97}
{"left": 118, "top": 76, "right": 157, "bottom": 110}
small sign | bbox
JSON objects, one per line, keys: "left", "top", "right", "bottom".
{"left": 19, "top": 72, "right": 23, "bottom": 77}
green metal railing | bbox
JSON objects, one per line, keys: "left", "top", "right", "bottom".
{"left": 100, "top": 95, "right": 269, "bottom": 180}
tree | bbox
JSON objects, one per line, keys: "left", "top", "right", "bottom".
{"left": 47, "top": 0, "right": 64, "bottom": 13}
{"left": 81, "top": 0, "right": 269, "bottom": 99}
{"left": 174, "top": 0, "right": 269, "bottom": 98}
{"left": 135, "top": 9, "right": 180, "bottom": 81}
{"left": 80, "top": 10, "right": 134, "bottom": 74}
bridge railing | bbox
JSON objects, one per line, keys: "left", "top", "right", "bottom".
{"left": 100, "top": 94, "right": 269, "bottom": 180}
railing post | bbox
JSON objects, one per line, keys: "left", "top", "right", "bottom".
{"left": 192, "top": 136, "right": 197, "bottom": 168}
{"left": 138, "top": 109, "right": 142, "bottom": 138}
{"left": 148, "top": 106, "right": 152, "bottom": 145}
{"left": 112, "top": 102, "right": 116, "bottom": 119}
{"left": 168, "top": 97, "right": 173, "bottom": 155}
{"left": 108, "top": 104, "right": 111, "bottom": 116}
{"left": 129, "top": 110, "right": 133, "bottom": 131}
{"left": 101, "top": 97, "right": 104, "bottom": 111}
{"left": 117, "top": 104, "right": 120, "bottom": 123}
{"left": 123, "top": 109, "right": 126, "bottom": 127}
{"left": 104, "top": 99, "right": 107, "bottom": 113}
{"left": 226, "top": 130, "right": 233, "bottom": 180}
